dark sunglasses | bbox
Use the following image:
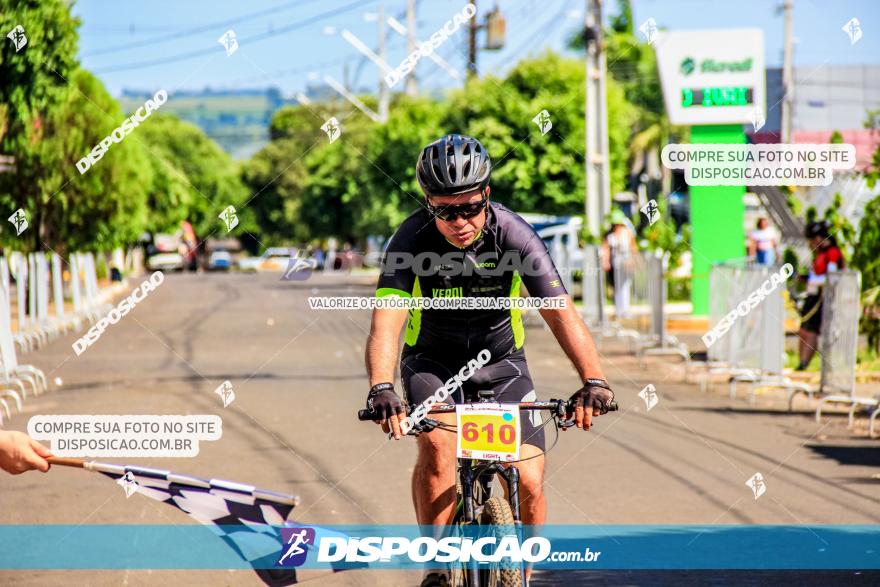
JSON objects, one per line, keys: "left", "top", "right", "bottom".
{"left": 427, "top": 195, "right": 488, "bottom": 221}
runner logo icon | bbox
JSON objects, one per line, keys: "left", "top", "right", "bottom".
{"left": 278, "top": 527, "right": 315, "bottom": 567}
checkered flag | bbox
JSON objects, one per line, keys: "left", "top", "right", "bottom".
{"left": 49, "top": 458, "right": 358, "bottom": 586}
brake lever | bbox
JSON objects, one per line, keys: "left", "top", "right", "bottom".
{"left": 384, "top": 418, "right": 438, "bottom": 439}
{"left": 559, "top": 419, "right": 577, "bottom": 430}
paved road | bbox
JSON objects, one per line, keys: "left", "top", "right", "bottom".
{"left": 1, "top": 272, "right": 878, "bottom": 586}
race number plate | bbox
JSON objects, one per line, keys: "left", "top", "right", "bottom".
{"left": 455, "top": 402, "right": 521, "bottom": 462}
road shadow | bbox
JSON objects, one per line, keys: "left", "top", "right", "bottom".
{"left": 52, "top": 372, "right": 364, "bottom": 393}
{"left": 808, "top": 445, "right": 880, "bottom": 467}
{"left": 676, "top": 406, "right": 817, "bottom": 417}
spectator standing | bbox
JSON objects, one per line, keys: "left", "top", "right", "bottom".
{"left": 748, "top": 217, "right": 779, "bottom": 265}
{"left": 602, "top": 209, "right": 638, "bottom": 319}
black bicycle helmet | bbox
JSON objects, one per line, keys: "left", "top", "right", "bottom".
{"left": 805, "top": 220, "right": 829, "bottom": 239}
{"left": 416, "top": 134, "right": 492, "bottom": 196}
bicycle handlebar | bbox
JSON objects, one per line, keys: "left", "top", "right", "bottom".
{"left": 357, "top": 400, "right": 618, "bottom": 422}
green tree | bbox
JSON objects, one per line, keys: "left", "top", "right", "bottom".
{"left": 349, "top": 95, "right": 446, "bottom": 236}
{"left": 242, "top": 132, "right": 309, "bottom": 244}
{"left": 139, "top": 114, "right": 250, "bottom": 239}
{"left": 0, "top": 0, "right": 80, "bottom": 250}
{"left": 443, "top": 51, "right": 635, "bottom": 220}
{"left": 248, "top": 51, "right": 637, "bottom": 244}
{"left": 35, "top": 68, "right": 151, "bottom": 251}
{"left": 852, "top": 141, "right": 880, "bottom": 352}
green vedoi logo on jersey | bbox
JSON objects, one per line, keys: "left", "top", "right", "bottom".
{"left": 432, "top": 287, "right": 463, "bottom": 298}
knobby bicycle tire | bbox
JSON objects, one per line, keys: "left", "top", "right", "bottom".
{"left": 475, "top": 496, "right": 524, "bottom": 587}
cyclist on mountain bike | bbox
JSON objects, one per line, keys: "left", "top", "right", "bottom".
{"left": 364, "top": 134, "right": 614, "bottom": 586}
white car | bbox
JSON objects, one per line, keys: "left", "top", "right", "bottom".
{"left": 238, "top": 248, "right": 293, "bottom": 272}
{"left": 147, "top": 252, "right": 184, "bottom": 272}
{"left": 208, "top": 249, "right": 232, "bottom": 271}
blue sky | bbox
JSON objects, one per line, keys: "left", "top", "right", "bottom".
{"left": 73, "top": 0, "right": 880, "bottom": 97}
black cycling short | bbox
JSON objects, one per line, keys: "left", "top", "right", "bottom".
{"left": 400, "top": 349, "right": 546, "bottom": 451}
{"left": 801, "top": 294, "right": 823, "bottom": 334}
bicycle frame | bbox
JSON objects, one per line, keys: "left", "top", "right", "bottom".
{"left": 456, "top": 458, "right": 525, "bottom": 587}
{"left": 357, "top": 395, "right": 617, "bottom": 587}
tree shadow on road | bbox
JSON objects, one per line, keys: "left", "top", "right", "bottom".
{"left": 808, "top": 445, "right": 880, "bottom": 467}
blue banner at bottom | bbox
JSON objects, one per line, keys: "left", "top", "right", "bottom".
{"left": 0, "top": 525, "right": 877, "bottom": 570}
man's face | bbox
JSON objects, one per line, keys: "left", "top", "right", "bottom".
{"left": 427, "top": 187, "right": 489, "bottom": 248}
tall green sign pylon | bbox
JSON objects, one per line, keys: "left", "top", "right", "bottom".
{"left": 689, "top": 124, "right": 746, "bottom": 315}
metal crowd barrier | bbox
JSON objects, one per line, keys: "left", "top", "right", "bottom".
{"left": 635, "top": 251, "right": 690, "bottom": 367}
{"left": 577, "top": 245, "right": 689, "bottom": 374}
{"left": 613, "top": 250, "right": 647, "bottom": 347}
{"left": 700, "top": 261, "right": 810, "bottom": 404}
{"left": 812, "top": 271, "right": 878, "bottom": 436}
{"left": 580, "top": 244, "right": 617, "bottom": 338}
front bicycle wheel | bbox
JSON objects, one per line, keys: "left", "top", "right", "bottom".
{"left": 476, "top": 496, "right": 523, "bottom": 587}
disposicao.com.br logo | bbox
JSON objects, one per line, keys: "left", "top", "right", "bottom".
{"left": 315, "top": 534, "right": 552, "bottom": 564}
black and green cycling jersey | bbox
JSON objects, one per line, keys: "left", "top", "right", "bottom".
{"left": 377, "top": 202, "right": 567, "bottom": 362}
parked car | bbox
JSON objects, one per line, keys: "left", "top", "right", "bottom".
{"left": 208, "top": 248, "right": 232, "bottom": 271}
{"left": 534, "top": 216, "right": 584, "bottom": 272}
{"left": 147, "top": 233, "right": 184, "bottom": 271}
{"left": 147, "top": 251, "right": 184, "bottom": 272}
{"left": 238, "top": 247, "right": 293, "bottom": 272}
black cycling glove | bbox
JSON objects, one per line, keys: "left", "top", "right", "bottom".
{"left": 366, "top": 383, "right": 405, "bottom": 420}
{"left": 569, "top": 378, "right": 615, "bottom": 414}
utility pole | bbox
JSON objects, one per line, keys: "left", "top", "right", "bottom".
{"left": 468, "top": 0, "right": 478, "bottom": 77}
{"left": 378, "top": 3, "right": 389, "bottom": 120}
{"left": 781, "top": 0, "right": 794, "bottom": 143}
{"left": 405, "top": 0, "right": 418, "bottom": 96}
{"left": 584, "top": 0, "right": 610, "bottom": 238}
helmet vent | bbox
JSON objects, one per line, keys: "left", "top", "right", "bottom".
{"left": 462, "top": 160, "right": 472, "bottom": 178}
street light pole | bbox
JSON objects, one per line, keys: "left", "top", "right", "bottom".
{"left": 405, "top": 0, "right": 418, "bottom": 95}
{"left": 468, "top": 0, "right": 478, "bottom": 77}
{"left": 584, "top": 0, "right": 610, "bottom": 238}
{"left": 378, "top": 3, "right": 389, "bottom": 121}
{"left": 781, "top": 0, "right": 794, "bottom": 143}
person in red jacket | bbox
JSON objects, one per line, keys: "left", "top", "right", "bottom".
{"left": 798, "top": 220, "right": 845, "bottom": 370}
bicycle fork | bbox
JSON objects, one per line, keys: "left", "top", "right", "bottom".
{"left": 459, "top": 461, "right": 527, "bottom": 587}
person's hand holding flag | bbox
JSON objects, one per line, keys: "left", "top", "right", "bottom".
{"left": 0, "top": 430, "right": 52, "bottom": 474}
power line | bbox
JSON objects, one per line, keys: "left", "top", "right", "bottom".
{"left": 210, "top": 55, "right": 362, "bottom": 90}
{"left": 492, "top": 2, "right": 573, "bottom": 71}
{"left": 83, "top": 0, "right": 320, "bottom": 56}
{"left": 91, "top": 0, "right": 374, "bottom": 74}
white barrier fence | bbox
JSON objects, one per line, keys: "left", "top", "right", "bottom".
{"left": 572, "top": 244, "right": 688, "bottom": 370}
{"left": 0, "top": 248, "right": 143, "bottom": 426}
{"left": 812, "top": 271, "right": 880, "bottom": 436}
{"left": 701, "top": 261, "right": 811, "bottom": 404}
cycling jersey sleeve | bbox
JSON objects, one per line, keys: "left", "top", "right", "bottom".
{"left": 376, "top": 222, "right": 417, "bottom": 298}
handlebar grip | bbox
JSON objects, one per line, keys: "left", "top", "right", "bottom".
{"left": 358, "top": 409, "right": 377, "bottom": 421}
{"left": 606, "top": 401, "right": 619, "bottom": 412}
